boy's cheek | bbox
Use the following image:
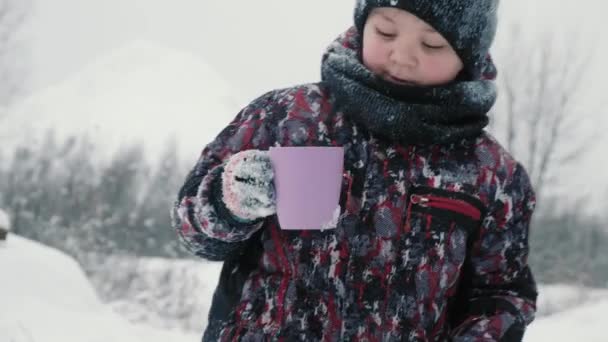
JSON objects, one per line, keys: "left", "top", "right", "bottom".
{"left": 362, "top": 45, "right": 387, "bottom": 75}
{"left": 423, "top": 58, "right": 464, "bottom": 84}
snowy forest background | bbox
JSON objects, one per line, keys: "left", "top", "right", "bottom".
{"left": 1, "top": 0, "right": 607, "bottom": 341}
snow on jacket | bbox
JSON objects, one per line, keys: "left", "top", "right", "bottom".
{"left": 172, "top": 82, "right": 536, "bottom": 341}
{"left": 172, "top": 27, "right": 537, "bottom": 342}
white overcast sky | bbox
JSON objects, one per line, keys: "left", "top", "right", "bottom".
{"left": 21, "top": 0, "right": 608, "bottom": 103}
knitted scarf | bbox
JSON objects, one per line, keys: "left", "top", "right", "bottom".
{"left": 321, "top": 27, "right": 497, "bottom": 145}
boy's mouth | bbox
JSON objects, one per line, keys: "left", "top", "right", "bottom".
{"left": 385, "top": 74, "right": 418, "bottom": 86}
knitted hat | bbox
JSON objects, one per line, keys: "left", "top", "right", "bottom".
{"left": 354, "top": 0, "right": 499, "bottom": 80}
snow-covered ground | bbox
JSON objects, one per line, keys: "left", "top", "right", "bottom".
{"left": 526, "top": 298, "right": 608, "bottom": 342}
{"left": 536, "top": 283, "right": 608, "bottom": 317}
{"left": 89, "top": 255, "right": 222, "bottom": 332}
{"left": 1, "top": 233, "right": 607, "bottom": 341}
{"left": 0, "top": 234, "right": 198, "bottom": 342}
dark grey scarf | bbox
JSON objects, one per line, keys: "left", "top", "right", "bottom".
{"left": 321, "top": 27, "right": 497, "bottom": 146}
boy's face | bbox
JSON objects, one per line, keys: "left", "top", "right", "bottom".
{"left": 362, "top": 8, "right": 463, "bottom": 86}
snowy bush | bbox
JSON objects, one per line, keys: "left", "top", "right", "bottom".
{"left": 88, "top": 255, "right": 222, "bottom": 333}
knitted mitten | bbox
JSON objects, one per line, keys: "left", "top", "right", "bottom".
{"left": 221, "top": 150, "right": 276, "bottom": 222}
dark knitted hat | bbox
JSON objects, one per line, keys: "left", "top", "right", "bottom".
{"left": 354, "top": 0, "right": 499, "bottom": 80}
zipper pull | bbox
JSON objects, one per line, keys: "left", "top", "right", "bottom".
{"left": 410, "top": 194, "right": 429, "bottom": 206}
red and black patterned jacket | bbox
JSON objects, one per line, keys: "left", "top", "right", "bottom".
{"left": 173, "top": 82, "right": 537, "bottom": 341}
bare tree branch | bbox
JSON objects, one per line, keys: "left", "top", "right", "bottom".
{"left": 491, "top": 20, "right": 600, "bottom": 207}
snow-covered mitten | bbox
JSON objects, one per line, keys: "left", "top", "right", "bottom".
{"left": 221, "top": 150, "right": 276, "bottom": 222}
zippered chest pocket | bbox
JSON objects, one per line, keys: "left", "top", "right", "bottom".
{"left": 403, "top": 186, "right": 487, "bottom": 281}
{"left": 406, "top": 186, "right": 486, "bottom": 236}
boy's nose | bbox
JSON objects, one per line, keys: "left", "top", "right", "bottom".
{"left": 389, "top": 47, "right": 418, "bottom": 70}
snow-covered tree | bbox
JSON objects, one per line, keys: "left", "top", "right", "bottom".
{"left": 0, "top": 0, "right": 30, "bottom": 113}
{"left": 134, "top": 136, "right": 188, "bottom": 257}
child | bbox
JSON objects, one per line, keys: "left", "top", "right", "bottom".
{"left": 172, "top": 1, "right": 537, "bottom": 341}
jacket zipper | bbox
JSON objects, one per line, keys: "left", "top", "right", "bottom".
{"left": 410, "top": 194, "right": 482, "bottom": 221}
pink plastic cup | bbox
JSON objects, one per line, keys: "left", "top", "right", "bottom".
{"left": 269, "top": 146, "right": 344, "bottom": 230}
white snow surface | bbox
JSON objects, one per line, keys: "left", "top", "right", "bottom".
{"left": 2, "top": 234, "right": 608, "bottom": 341}
{"left": 89, "top": 255, "right": 222, "bottom": 333}
{"left": 526, "top": 298, "right": 608, "bottom": 341}
{"left": 0, "top": 235, "right": 198, "bottom": 342}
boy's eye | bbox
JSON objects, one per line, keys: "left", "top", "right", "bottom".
{"left": 422, "top": 42, "right": 446, "bottom": 50}
{"left": 376, "top": 28, "right": 396, "bottom": 38}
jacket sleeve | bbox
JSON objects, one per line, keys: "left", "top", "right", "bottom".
{"left": 171, "top": 91, "right": 277, "bottom": 261}
{"left": 450, "top": 163, "right": 538, "bottom": 341}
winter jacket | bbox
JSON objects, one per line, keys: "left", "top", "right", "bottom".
{"left": 172, "top": 79, "right": 537, "bottom": 341}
